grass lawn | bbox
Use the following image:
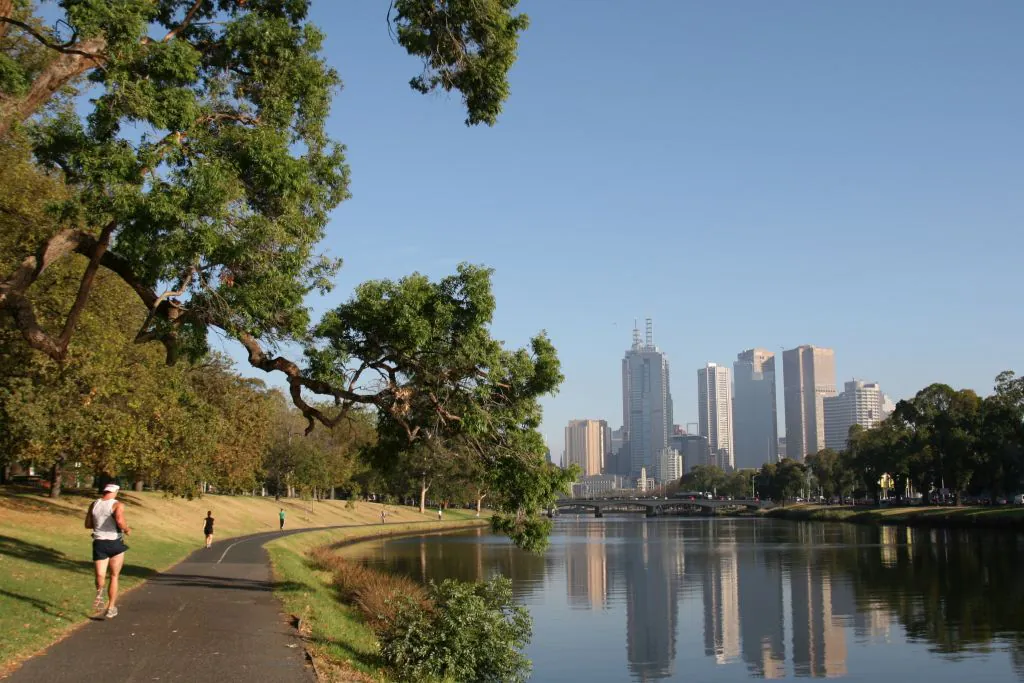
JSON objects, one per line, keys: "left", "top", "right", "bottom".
{"left": 267, "top": 516, "right": 487, "bottom": 683}
{"left": 764, "top": 502, "right": 1024, "bottom": 529}
{"left": 0, "top": 485, "right": 478, "bottom": 674}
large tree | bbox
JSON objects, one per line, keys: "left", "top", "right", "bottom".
{"left": 0, "top": 0, "right": 532, "bottom": 433}
{"left": 0, "top": 2, "right": 567, "bottom": 544}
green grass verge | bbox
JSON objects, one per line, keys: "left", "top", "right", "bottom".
{"left": 267, "top": 518, "right": 488, "bottom": 682}
{"left": 0, "top": 485, "right": 482, "bottom": 674}
{"left": 763, "top": 503, "right": 1024, "bottom": 530}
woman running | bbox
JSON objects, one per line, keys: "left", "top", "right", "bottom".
{"left": 203, "top": 511, "right": 214, "bottom": 549}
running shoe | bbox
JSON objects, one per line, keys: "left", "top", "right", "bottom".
{"left": 105, "top": 606, "right": 118, "bottom": 619}
{"left": 92, "top": 590, "right": 105, "bottom": 611}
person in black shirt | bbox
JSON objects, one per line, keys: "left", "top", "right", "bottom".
{"left": 203, "top": 511, "right": 214, "bottom": 549}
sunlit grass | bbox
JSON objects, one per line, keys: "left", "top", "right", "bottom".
{"left": 0, "top": 485, "right": 478, "bottom": 674}
{"left": 765, "top": 502, "right": 1024, "bottom": 529}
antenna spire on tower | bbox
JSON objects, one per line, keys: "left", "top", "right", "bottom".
{"left": 645, "top": 317, "right": 653, "bottom": 348}
{"left": 632, "top": 319, "right": 641, "bottom": 349}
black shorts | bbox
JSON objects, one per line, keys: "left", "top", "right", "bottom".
{"left": 92, "top": 539, "right": 129, "bottom": 561}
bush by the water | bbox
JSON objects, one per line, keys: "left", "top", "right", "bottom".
{"left": 307, "top": 548, "right": 533, "bottom": 681}
{"left": 308, "top": 547, "right": 428, "bottom": 628}
{"left": 378, "top": 575, "right": 533, "bottom": 683}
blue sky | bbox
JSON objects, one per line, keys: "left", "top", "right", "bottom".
{"left": 225, "top": 1, "right": 1024, "bottom": 458}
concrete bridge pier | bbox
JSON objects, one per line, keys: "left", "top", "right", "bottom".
{"left": 646, "top": 507, "right": 659, "bottom": 518}
{"left": 594, "top": 509, "right": 603, "bottom": 518}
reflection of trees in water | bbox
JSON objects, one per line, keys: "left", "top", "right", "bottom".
{"left": 348, "top": 528, "right": 557, "bottom": 600}
{"left": 827, "top": 525, "right": 1024, "bottom": 668}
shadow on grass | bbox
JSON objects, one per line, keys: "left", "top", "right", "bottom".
{"left": 0, "top": 536, "right": 156, "bottom": 579}
{"left": 0, "top": 489, "right": 83, "bottom": 517}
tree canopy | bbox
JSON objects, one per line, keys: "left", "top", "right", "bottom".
{"left": 0, "top": 1, "right": 573, "bottom": 550}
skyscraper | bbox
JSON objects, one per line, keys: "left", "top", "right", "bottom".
{"left": 622, "top": 319, "right": 673, "bottom": 478}
{"left": 733, "top": 349, "right": 779, "bottom": 469}
{"left": 697, "top": 362, "right": 734, "bottom": 470}
{"left": 564, "top": 419, "right": 607, "bottom": 476}
{"left": 823, "top": 380, "right": 886, "bottom": 451}
{"left": 782, "top": 345, "right": 837, "bottom": 460}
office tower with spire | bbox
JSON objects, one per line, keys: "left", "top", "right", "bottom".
{"left": 697, "top": 362, "right": 734, "bottom": 470}
{"left": 621, "top": 319, "right": 673, "bottom": 478}
{"left": 733, "top": 349, "right": 779, "bottom": 469}
{"left": 783, "top": 345, "right": 837, "bottom": 460}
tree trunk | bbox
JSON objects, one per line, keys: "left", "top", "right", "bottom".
{"left": 419, "top": 474, "right": 429, "bottom": 514}
{"left": 476, "top": 492, "right": 486, "bottom": 516}
{"left": 133, "top": 480, "right": 144, "bottom": 492}
{"left": 0, "top": 34, "right": 107, "bottom": 138}
{"left": 49, "top": 459, "right": 63, "bottom": 499}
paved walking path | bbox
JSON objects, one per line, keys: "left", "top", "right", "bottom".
{"left": 6, "top": 526, "right": 348, "bottom": 683}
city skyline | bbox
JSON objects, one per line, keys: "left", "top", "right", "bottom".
{"left": 223, "top": 3, "right": 1022, "bottom": 462}
{"left": 566, "top": 332, "right": 873, "bottom": 474}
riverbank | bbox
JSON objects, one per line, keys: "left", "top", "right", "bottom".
{"left": 762, "top": 503, "right": 1024, "bottom": 531}
{"left": 0, "top": 485, "right": 472, "bottom": 672}
{"left": 267, "top": 520, "right": 489, "bottom": 682}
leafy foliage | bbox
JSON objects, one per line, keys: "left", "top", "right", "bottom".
{"left": 378, "top": 575, "right": 532, "bottom": 683}
{"left": 393, "top": 0, "right": 529, "bottom": 126}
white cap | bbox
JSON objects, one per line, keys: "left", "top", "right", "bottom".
{"left": 103, "top": 483, "right": 120, "bottom": 493}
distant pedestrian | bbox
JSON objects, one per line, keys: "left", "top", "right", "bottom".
{"left": 279, "top": 508, "right": 286, "bottom": 530}
{"left": 203, "top": 511, "right": 214, "bottom": 549}
{"left": 380, "top": 509, "right": 387, "bottom": 524}
{"left": 85, "top": 483, "right": 131, "bottom": 619}
{"left": 437, "top": 508, "right": 443, "bottom": 521}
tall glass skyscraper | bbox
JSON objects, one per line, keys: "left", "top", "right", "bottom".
{"left": 733, "top": 349, "right": 779, "bottom": 469}
{"left": 621, "top": 319, "right": 673, "bottom": 479}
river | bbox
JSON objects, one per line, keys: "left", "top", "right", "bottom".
{"left": 336, "top": 517, "right": 1024, "bottom": 682}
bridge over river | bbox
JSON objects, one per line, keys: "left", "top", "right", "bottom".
{"left": 552, "top": 496, "right": 774, "bottom": 517}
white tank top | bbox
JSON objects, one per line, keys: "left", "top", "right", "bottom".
{"left": 91, "top": 498, "right": 121, "bottom": 541}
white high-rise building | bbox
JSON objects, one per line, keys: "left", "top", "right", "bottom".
{"left": 733, "top": 349, "right": 779, "bottom": 469}
{"left": 658, "top": 447, "right": 684, "bottom": 483}
{"left": 698, "top": 363, "right": 734, "bottom": 470}
{"left": 564, "top": 419, "right": 607, "bottom": 476}
{"left": 783, "top": 345, "right": 837, "bottom": 460}
{"left": 823, "top": 381, "right": 886, "bottom": 451}
{"left": 622, "top": 319, "right": 673, "bottom": 478}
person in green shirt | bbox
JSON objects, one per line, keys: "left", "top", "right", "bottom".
{"left": 279, "top": 508, "right": 285, "bottom": 530}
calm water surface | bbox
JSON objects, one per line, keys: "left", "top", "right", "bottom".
{"left": 337, "top": 517, "right": 1024, "bottom": 682}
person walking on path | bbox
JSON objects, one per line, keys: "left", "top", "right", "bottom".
{"left": 84, "top": 483, "right": 130, "bottom": 619}
{"left": 203, "top": 511, "right": 215, "bottom": 549}
{"left": 279, "top": 508, "right": 286, "bottom": 530}
{"left": 437, "top": 507, "right": 443, "bottom": 521}
{"left": 380, "top": 508, "right": 387, "bottom": 524}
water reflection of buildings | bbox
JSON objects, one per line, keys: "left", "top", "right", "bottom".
{"left": 702, "top": 540, "right": 740, "bottom": 664}
{"left": 625, "top": 522, "right": 679, "bottom": 681}
{"left": 736, "top": 541, "right": 786, "bottom": 677}
{"left": 566, "top": 523, "right": 608, "bottom": 610}
{"left": 690, "top": 521, "right": 857, "bottom": 679}
{"left": 789, "top": 563, "right": 848, "bottom": 677}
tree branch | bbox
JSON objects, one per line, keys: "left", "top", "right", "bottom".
{"left": 162, "top": 0, "right": 206, "bottom": 43}
{"left": 56, "top": 221, "right": 116, "bottom": 356}
{"left": 0, "top": 17, "right": 104, "bottom": 58}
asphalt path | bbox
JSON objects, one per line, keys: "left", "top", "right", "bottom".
{"left": 6, "top": 526, "right": 349, "bottom": 683}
